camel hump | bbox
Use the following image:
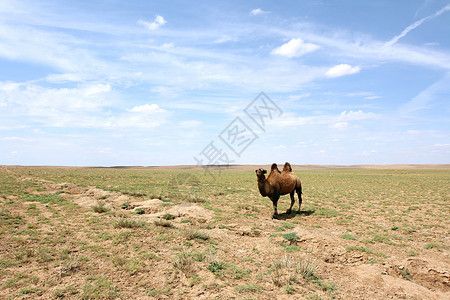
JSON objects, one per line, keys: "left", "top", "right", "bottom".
{"left": 282, "top": 162, "right": 292, "bottom": 172}
{"left": 271, "top": 163, "right": 280, "bottom": 173}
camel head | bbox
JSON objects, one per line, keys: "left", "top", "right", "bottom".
{"left": 255, "top": 168, "right": 267, "bottom": 181}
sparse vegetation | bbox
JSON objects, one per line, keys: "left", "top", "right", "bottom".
{"left": 345, "top": 246, "right": 388, "bottom": 258}
{"left": 207, "top": 261, "right": 226, "bottom": 275}
{"left": 0, "top": 166, "right": 448, "bottom": 299}
{"left": 81, "top": 276, "right": 121, "bottom": 299}
{"left": 235, "top": 283, "right": 264, "bottom": 293}
{"left": 424, "top": 242, "right": 442, "bottom": 249}
{"left": 22, "top": 194, "right": 66, "bottom": 204}
{"left": 340, "top": 233, "right": 357, "bottom": 240}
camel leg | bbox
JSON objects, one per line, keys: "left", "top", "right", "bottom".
{"left": 272, "top": 202, "right": 278, "bottom": 219}
{"left": 287, "top": 190, "right": 295, "bottom": 214}
{"left": 270, "top": 195, "right": 279, "bottom": 219}
{"left": 297, "top": 186, "right": 303, "bottom": 213}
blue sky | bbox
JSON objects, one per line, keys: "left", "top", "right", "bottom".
{"left": 0, "top": 0, "right": 449, "bottom": 166}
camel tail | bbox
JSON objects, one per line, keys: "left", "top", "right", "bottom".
{"left": 296, "top": 178, "right": 302, "bottom": 193}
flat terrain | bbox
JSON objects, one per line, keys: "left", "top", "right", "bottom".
{"left": 0, "top": 165, "right": 449, "bottom": 299}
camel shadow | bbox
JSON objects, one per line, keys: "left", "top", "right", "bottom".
{"left": 276, "top": 209, "right": 315, "bottom": 220}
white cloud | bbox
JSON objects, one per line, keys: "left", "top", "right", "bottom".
{"left": 271, "top": 38, "right": 320, "bottom": 58}
{"left": 44, "top": 73, "right": 81, "bottom": 83}
{"left": 250, "top": 8, "right": 268, "bottom": 16}
{"left": 161, "top": 42, "right": 174, "bottom": 49}
{"left": 325, "top": 64, "right": 361, "bottom": 78}
{"left": 127, "top": 104, "right": 166, "bottom": 114}
{"left": 331, "top": 122, "right": 348, "bottom": 129}
{"left": 117, "top": 104, "right": 171, "bottom": 129}
{"left": 138, "top": 15, "right": 167, "bottom": 31}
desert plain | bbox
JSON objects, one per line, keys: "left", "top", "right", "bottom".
{"left": 0, "top": 165, "right": 449, "bottom": 299}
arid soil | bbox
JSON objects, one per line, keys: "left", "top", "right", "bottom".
{"left": 0, "top": 166, "right": 448, "bottom": 299}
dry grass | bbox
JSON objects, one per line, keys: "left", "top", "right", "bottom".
{"left": 0, "top": 166, "right": 448, "bottom": 299}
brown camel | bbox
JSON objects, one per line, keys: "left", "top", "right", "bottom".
{"left": 255, "top": 162, "right": 302, "bottom": 219}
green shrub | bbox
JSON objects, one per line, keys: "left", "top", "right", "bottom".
{"left": 162, "top": 213, "right": 175, "bottom": 220}
{"left": 282, "top": 232, "right": 300, "bottom": 243}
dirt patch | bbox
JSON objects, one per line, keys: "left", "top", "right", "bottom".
{"left": 63, "top": 187, "right": 132, "bottom": 210}
{"left": 127, "top": 198, "right": 165, "bottom": 214}
{"left": 350, "top": 264, "right": 445, "bottom": 299}
{"left": 145, "top": 202, "right": 214, "bottom": 221}
{"left": 387, "top": 258, "right": 450, "bottom": 292}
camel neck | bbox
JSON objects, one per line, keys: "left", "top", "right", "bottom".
{"left": 257, "top": 178, "right": 271, "bottom": 197}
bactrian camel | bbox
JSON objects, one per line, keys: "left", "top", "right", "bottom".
{"left": 255, "top": 162, "right": 302, "bottom": 219}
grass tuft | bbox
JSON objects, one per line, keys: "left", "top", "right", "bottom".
{"left": 173, "top": 251, "right": 194, "bottom": 275}
{"left": 154, "top": 219, "right": 175, "bottom": 228}
{"left": 184, "top": 229, "right": 210, "bottom": 241}
{"left": 162, "top": 213, "right": 176, "bottom": 220}
{"left": 113, "top": 218, "right": 146, "bottom": 229}
{"left": 92, "top": 201, "right": 110, "bottom": 213}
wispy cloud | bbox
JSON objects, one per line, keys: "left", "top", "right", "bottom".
{"left": 0, "top": 81, "right": 114, "bottom": 128}
{"left": 279, "top": 24, "right": 450, "bottom": 70}
{"left": 338, "top": 110, "right": 377, "bottom": 121}
{"left": 274, "top": 110, "right": 378, "bottom": 129}
{"left": 271, "top": 38, "right": 320, "bottom": 58}
{"left": 385, "top": 4, "right": 450, "bottom": 47}
{"left": 0, "top": 23, "right": 94, "bottom": 72}
{"left": 399, "top": 72, "right": 450, "bottom": 115}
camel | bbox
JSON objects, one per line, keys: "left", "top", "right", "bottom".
{"left": 255, "top": 162, "right": 302, "bottom": 219}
